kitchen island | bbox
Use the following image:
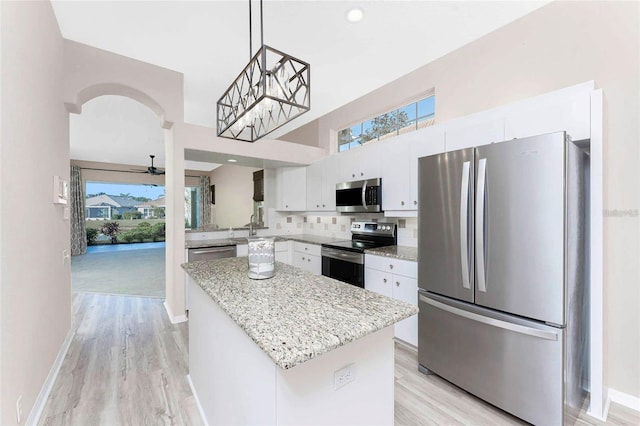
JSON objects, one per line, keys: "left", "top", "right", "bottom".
{"left": 182, "top": 257, "right": 418, "bottom": 425}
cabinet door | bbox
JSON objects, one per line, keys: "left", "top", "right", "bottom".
{"left": 393, "top": 275, "right": 418, "bottom": 346}
{"left": 306, "top": 254, "right": 321, "bottom": 275}
{"left": 504, "top": 91, "right": 590, "bottom": 141}
{"left": 306, "top": 161, "right": 323, "bottom": 211}
{"left": 337, "top": 149, "right": 359, "bottom": 182}
{"left": 359, "top": 142, "right": 382, "bottom": 180}
{"left": 445, "top": 118, "right": 505, "bottom": 152}
{"left": 293, "top": 253, "right": 321, "bottom": 274}
{"left": 236, "top": 244, "right": 248, "bottom": 257}
{"left": 275, "top": 250, "right": 289, "bottom": 264}
{"left": 381, "top": 138, "right": 411, "bottom": 211}
{"left": 321, "top": 156, "right": 338, "bottom": 210}
{"left": 280, "top": 167, "right": 307, "bottom": 211}
{"left": 410, "top": 127, "right": 446, "bottom": 208}
{"left": 365, "top": 268, "right": 393, "bottom": 298}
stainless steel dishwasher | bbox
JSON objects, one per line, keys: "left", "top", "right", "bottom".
{"left": 186, "top": 244, "right": 237, "bottom": 310}
{"left": 187, "top": 245, "right": 237, "bottom": 262}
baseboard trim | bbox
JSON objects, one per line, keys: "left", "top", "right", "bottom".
{"left": 164, "top": 301, "right": 188, "bottom": 324}
{"left": 187, "top": 374, "right": 208, "bottom": 426}
{"left": 26, "top": 328, "right": 75, "bottom": 425}
{"left": 605, "top": 388, "right": 640, "bottom": 419}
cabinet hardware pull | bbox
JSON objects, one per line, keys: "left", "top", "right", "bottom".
{"left": 413, "top": 200, "right": 417, "bottom": 205}
{"left": 389, "top": 264, "right": 394, "bottom": 269}
{"left": 401, "top": 201, "right": 405, "bottom": 206}
{"left": 383, "top": 278, "right": 387, "bottom": 283}
{"left": 396, "top": 282, "right": 400, "bottom": 287}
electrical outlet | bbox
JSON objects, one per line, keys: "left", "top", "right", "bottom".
{"left": 16, "top": 395, "right": 23, "bottom": 424}
{"left": 334, "top": 363, "right": 356, "bottom": 390}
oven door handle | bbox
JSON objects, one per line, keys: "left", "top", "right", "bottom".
{"left": 321, "top": 248, "right": 364, "bottom": 265}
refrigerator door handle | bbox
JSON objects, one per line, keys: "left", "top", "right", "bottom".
{"left": 459, "top": 161, "right": 471, "bottom": 289}
{"left": 476, "top": 158, "right": 487, "bottom": 293}
{"left": 420, "top": 295, "right": 558, "bottom": 341}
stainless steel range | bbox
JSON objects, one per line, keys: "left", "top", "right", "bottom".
{"left": 321, "top": 222, "right": 397, "bottom": 288}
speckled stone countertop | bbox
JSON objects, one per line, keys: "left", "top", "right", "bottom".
{"left": 182, "top": 257, "right": 418, "bottom": 370}
{"left": 186, "top": 225, "right": 268, "bottom": 234}
{"left": 185, "top": 234, "right": 346, "bottom": 249}
{"left": 364, "top": 245, "right": 418, "bottom": 262}
{"left": 186, "top": 237, "right": 288, "bottom": 249}
{"left": 278, "top": 234, "right": 348, "bottom": 245}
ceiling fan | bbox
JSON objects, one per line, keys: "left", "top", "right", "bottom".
{"left": 131, "top": 155, "right": 165, "bottom": 175}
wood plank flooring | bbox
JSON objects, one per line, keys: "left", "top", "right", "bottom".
{"left": 39, "top": 293, "right": 199, "bottom": 425}
{"left": 40, "top": 293, "right": 639, "bottom": 425}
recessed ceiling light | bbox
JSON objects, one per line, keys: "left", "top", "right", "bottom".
{"left": 227, "top": 159, "right": 237, "bottom": 163}
{"left": 346, "top": 8, "right": 364, "bottom": 23}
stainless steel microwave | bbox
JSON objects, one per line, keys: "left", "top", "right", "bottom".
{"left": 335, "top": 178, "right": 382, "bottom": 213}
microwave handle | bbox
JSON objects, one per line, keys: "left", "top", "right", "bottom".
{"left": 361, "top": 179, "right": 369, "bottom": 210}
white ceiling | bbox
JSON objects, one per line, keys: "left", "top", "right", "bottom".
{"left": 55, "top": 0, "right": 549, "bottom": 168}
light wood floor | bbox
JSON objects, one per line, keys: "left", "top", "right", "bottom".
{"left": 40, "top": 293, "right": 639, "bottom": 425}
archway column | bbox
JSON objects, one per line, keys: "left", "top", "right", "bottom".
{"left": 164, "top": 126, "right": 187, "bottom": 322}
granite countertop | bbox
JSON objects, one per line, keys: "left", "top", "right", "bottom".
{"left": 186, "top": 225, "right": 269, "bottom": 234}
{"left": 364, "top": 245, "right": 418, "bottom": 262}
{"left": 280, "top": 234, "right": 348, "bottom": 246}
{"left": 182, "top": 257, "right": 418, "bottom": 370}
{"left": 185, "top": 234, "right": 346, "bottom": 249}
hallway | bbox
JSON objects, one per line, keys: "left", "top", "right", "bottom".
{"left": 39, "top": 293, "right": 198, "bottom": 425}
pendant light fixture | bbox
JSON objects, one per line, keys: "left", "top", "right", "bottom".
{"left": 217, "top": 0, "right": 311, "bottom": 142}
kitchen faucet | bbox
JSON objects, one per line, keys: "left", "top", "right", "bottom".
{"left": 249, "top": 214, "right": 257, "bottom": 236}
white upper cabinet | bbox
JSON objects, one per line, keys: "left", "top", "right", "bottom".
{"left": 306, "top": 156, "right": 337, "bottom": 211}
{"left": 409, "top": 127, "right": 445, "bottom": 208}
{"left": 380, "top": 136, "right": 411, "bottom": 211}
{"left": 444, "top": 117, "right": 505, "bottom": 152}
{"left": 306, "top": 161, "right": 323, "bottom": 211}
{"left": 337, "top": 142, "right": 383, "bottom": 182}
{"left": 381, "top": 127, "right": 445, "bottom": 212}
{"left": 276, "top": 166, "right": 307, "bottom": 211}
{"left": 504, "top": 90, "right": 591, "bottom": 141}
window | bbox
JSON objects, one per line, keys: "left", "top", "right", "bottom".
{"left": 338, "top": 93, "right": 435, "bottom": 152}
{"left": 184, "top": 186, "right": 200, "bottom": 229}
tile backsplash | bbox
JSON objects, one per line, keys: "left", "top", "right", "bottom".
{"left": 268, "top": 209, "right": 418, "bottom": 247}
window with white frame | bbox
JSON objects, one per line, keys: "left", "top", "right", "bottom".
{"left": 337, "top": 93, "right": 435, "bottom": 152}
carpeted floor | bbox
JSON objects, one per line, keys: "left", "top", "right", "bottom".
{"left": 72, "top": 247, "right": 165, "bottom": 298}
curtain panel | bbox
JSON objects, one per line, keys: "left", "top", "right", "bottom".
{"left": 70, "top": 165, "right": 87, "bottom": 255}
{"left": 199, "top": 176, "right": 212, "bottom": 227}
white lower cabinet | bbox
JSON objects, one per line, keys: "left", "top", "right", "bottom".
{"left": 236, "top": 244, "right": 248, "bottom": 257}
{"left": 365, "top": 254, "right": 418, "bottom": 347}
{"left": 275, "top": 241, "right": 289, "bottom": 264}
{"left": 292, "top": 242, "right": 321, "bottom": 275}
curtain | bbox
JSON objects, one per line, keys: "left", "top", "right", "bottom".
{"left": 70, "top": 165, "right": 87, "bottom": 256}
{"left": 199, "top": 175, "right": 212, "bottom": 228}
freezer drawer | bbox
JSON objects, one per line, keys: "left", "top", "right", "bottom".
{"left": 418, "top": 292, "right": 565, "bottom": 425}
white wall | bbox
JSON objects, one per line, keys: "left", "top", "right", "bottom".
{"left": 209, "top": 165, "right": 260, "bottom": 229}
{"left": 282, "top": 1, "right": 640, "bottom": 400}
{"left": 0, "top": 2, "right": 71, "bottom": 424}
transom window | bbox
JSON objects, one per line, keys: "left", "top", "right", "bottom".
{"left": 338, "top": 94, "right": 435, "bottom": 152}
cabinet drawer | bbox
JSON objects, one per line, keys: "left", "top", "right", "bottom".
{"left": 365, "top": 254, "right": 417, "bottom": 278}
{"left": 293, "top": 241, "right": 321, "bottom": 257}
{"left": 293, "top": 253, "right": 321, "bottom": 275}
{"left": 275, "top": 241, "right": 288, "bottom": 252}
{"left": 364, "top": 268, "right": 393, "bottom": 298}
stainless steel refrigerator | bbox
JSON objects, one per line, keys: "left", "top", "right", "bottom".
{"left": 417, "top": 132, "right": 588, "bottom": 425}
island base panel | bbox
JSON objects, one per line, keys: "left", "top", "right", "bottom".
{"left": 188, "top": 281, "right": 395, "bottom": 425}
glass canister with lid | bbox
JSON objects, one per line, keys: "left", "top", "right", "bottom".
{"left": 247, "top": 237, "right": 275, "bottom": 279}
